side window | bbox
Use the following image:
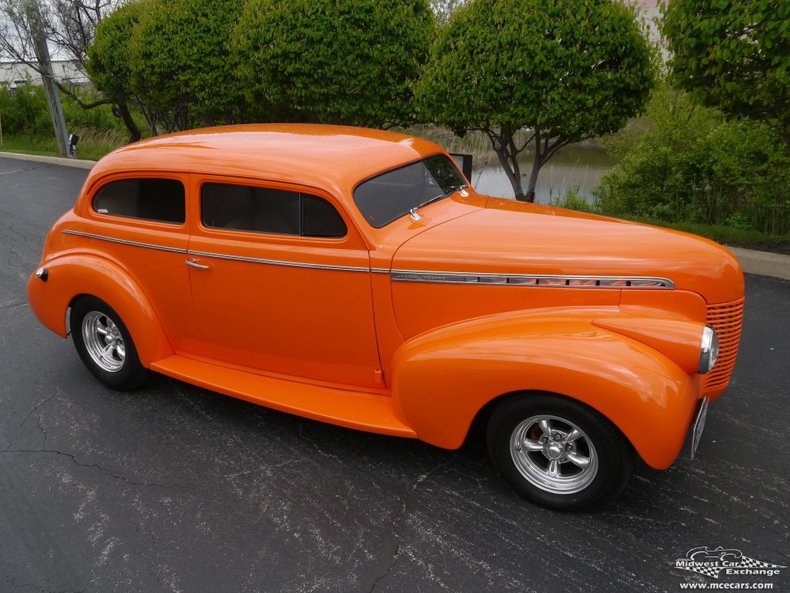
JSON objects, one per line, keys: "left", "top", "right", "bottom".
{"left": 201, "top": 183, "right": 347, "bottom": 238}
{"left": 93, "top": 178, "right": 185, "bottom": 224}
{"left": 302, "top": 194, "right": 347, "bottom": 238}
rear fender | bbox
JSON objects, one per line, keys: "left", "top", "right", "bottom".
{"left": 27, "top": 252, "right": 172, "bottom": 365}
{"left": 391, "top": 308, "right": 699, "bottom": 469}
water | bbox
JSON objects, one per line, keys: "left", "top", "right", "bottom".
{"left": 470, "top": 144, "right": 615, "bottom": 204}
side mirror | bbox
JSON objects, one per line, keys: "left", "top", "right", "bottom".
{"left": 450, "top": 153, "right": 473, "bottom": 182}
{"left": 68, "top": 134, "right": 80, "bottom": 158}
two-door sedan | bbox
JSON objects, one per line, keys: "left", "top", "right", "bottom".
{"left": 28, "top": 124, "right": 744, "bottom": 510}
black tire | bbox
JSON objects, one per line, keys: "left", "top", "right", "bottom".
{"left": 70, "top": 296, "right": 148, "bottom": 391}
{"left": 487, "top": 393, "right": 634, "bottom": 511}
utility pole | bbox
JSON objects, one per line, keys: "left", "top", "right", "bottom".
{"left": 25, "top": 0, "right": 68, "bottom": 157}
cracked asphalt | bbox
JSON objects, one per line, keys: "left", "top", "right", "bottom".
{"left": 1, "top": 156, "right": 788, "bottom": 593}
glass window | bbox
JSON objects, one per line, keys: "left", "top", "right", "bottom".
{"left": 93, "top": 178, "right": 185, "bottom": 224}
{"left": 201, "top": 183, "right": 347, "bottom": 238}
{"left": 302, "top": 194, "right": 347, "bottom": 238}
{"left": 353, "top": 154, "right": 467, "bottom": 228}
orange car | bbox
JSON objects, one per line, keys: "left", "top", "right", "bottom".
{"left": 27, "top": 124, "right": 744, "bottom": 510}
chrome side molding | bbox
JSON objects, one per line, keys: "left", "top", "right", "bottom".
{"left": 62, "top": 229, "right": 676, "bottom": 288}
{"left": 390, "top": 270, "right": 675, "bottom": 289}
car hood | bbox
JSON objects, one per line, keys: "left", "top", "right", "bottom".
{"left": 392, "top": 197, "right": 744, "bottom": 304}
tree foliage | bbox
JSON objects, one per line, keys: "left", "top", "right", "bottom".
{"left": 235, "top": 0, "right": 434, "bottom": 127}
{"left": 661, "top": 0, "right": 790, "bottom": 144}
{"left": 430, "top": 0, "right": 467, "bottom": 24}
{"left": 87, "top": 1, "right": 140, "bottom": 106}
{"left": 128, "top": 0, "right": 245, "bottom": 130}
{"left": 596, "top": 87, "right": 790, "bottom": 235}
{"left": 416, "top": 0, "right": 654, "bottom": 201}
{"left": 85, "top": 0, "right": 144, "bottom": 139}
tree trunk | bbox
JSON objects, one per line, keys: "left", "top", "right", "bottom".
{"left": 494, "top": 147, "right": 526, "bottom": 201}
{"left": 489, "top": 128, "right": 529, "bottom": 201}
{"left": 525, "top": 156, "right": 541, "bottom": 203}
{"left": 115, "top": 103, "right": 141, "bottom": 143}
{"left": 524, "top": 130, "right": 546, "bottom": 203}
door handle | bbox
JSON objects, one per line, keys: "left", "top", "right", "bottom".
{"left": 185, "top": 258, "right": 210, "bottom": 270}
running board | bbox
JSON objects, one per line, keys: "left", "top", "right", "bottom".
{"left": 150, "top": 355, "right": 417, "bottom": 438}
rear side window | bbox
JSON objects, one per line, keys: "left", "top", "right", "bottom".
{"left": 201, "top": 183, "right": 347, "bottom": 238}
{"left": 93, "top": 178, "right": 185, "bottom": 224}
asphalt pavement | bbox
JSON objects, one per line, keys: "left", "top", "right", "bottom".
{"left": 0, "top": 157, "right": 788, "bottom": 593}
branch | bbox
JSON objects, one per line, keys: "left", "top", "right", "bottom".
{"left": 515, "top": 130, "right": 537, "bottom": 154}
{"left": 541, "top": 137, "right": 577, "bottom": 164}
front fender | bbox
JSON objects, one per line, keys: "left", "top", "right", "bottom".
{"left": 27, "top": 252, "right": 172, "bottom": 366}
{"left": 391, "top": 308, "right": 699, "bottom": 469}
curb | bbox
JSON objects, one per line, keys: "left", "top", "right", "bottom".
{"left": 1, "top": 151, "right": 788, "bottom": 281}
{"left": 0, "top": 151, "right": 96, "bottom": 170}
{"left": 726, "top": 247, "right": 790, "bottom": 282}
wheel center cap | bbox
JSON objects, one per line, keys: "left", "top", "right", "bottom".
{"left": 545, "top": 442, "right": 564, "bottom": 460}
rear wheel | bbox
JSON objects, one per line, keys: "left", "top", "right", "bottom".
{"left": 70, "top": 296, "right": 148, "bottom": 391}
{"left": 487, "top": 394, "right": 633, "bottom": 511}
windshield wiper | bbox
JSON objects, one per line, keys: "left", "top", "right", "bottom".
{"left": 417, "top": 184, "right": 469, "bottom": 210}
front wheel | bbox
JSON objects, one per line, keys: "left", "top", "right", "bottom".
{"left": 487, "top": 394, "right": 634, "bottom": 511}
{"left": 70, "top": 296, "right": 148, "bottom": 391}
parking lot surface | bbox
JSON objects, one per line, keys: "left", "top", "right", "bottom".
{"left": 1, "top": 157, "right": 787, "bottom": 593}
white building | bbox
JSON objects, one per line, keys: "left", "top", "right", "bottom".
{"left": 0, "top": 59, "right": 87, "bottom": 88}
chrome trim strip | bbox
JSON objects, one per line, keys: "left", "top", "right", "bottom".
{"left": 187, "top": 250, "right": 370, "bottom": 273}
{"left": 63, "top": 229, "right": 370, "bottom": 273}
{"left": 62, "top": 229, "right": 675, "bottom": 288}
{"left": 62, "top": 230, "right": 188, "bottom": 254}
{"left": 390, "top": 269, "right": 675, "bottom": 289}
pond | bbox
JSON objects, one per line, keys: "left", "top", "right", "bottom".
{"left": 470, "top": 144, "right": 615, "bottom": 204}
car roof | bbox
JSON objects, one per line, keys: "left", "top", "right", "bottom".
{"left": 88, "top": 124, "right": 447, "bottom": 197}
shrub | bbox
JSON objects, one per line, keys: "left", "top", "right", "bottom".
{"left": 596, "top": 87, "right": 790, "bottom": 234}
{"left": 0, "top": 83, "right": 51, "bottom": 136}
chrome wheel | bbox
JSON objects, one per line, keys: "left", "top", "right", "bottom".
{"left": 81, "top": 310, "right": 126, "bottom": 373}
{"left": 510, "top": 414, "right": 598, "bottom": 494}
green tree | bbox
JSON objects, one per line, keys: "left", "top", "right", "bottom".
{"left": 416, "top": 0, "right": 654, "bottom": 201}
{"left": 86, "top": 1, "right": 143, "bottom": 141}
{"left": 128, "top": 0, "right": 244, "bottom": 131}
{"left": 661, "top": 0, "right": 790, "bottom": 146}
{"left": 235, "top": 0, "right": 433, "bottom": 127}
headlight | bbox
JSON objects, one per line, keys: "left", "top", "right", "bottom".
{"left": 698, "top": 325, "right": 719, "bottom": 374}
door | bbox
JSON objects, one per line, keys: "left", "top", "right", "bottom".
{"left": 184, "top": 175, "right": 382, "bottom": 389}
{"left": 85, "top": 173, "right": 198, "bottom": 352}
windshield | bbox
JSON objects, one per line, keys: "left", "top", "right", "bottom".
{"left": 353, "top": 154, "right": 467, "bottom": 228}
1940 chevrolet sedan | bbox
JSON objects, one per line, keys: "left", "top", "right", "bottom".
{"left": 28, "top": 124, "right": 744, "bottom": 510}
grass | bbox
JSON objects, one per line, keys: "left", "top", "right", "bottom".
{"left": 0, "top": 128, "right": 127, "bottom": 161}
{"left": 617, "top": 217, "right": 790, "bottom": 254}
{"left": 551, "top": 193, "right": 790, "bottom": 253}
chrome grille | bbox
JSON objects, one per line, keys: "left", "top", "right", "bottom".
{"left": 702, "top": 298, "right": 745, "bottom": 392}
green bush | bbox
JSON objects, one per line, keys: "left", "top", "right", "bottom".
{"left": 0, "top": 84, "right": 52, "bottom": 136}
{"left": 596, "top": 87, "right": 790, "bottom": 235}
{"left": 0, "top": 83, "right": 128, "bottom": 158}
